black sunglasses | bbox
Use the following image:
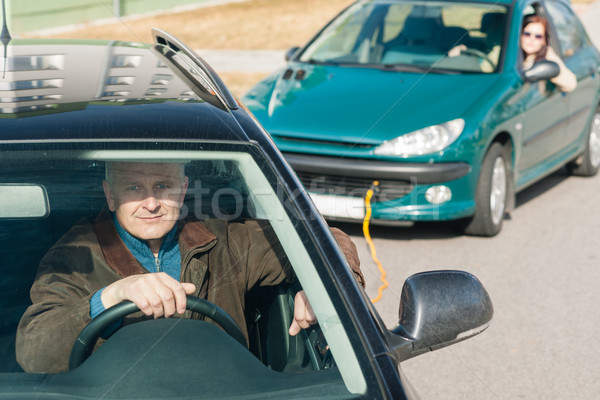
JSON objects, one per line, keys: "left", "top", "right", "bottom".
{"left": 522, "top": 31, "right": 544, "bottom": 40}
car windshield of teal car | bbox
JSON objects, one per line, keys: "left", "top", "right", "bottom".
{"left": 299, "top": 0, "right": 507, "bottom": 73}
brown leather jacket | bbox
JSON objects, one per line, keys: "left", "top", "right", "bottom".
{"left": 16, "top": 210, "right": 363, "bottom": 373}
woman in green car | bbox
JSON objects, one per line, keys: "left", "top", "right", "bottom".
{"left": 520, "top": 14, "right": 577, "bottom": 92}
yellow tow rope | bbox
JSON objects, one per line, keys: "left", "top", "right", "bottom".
{"left": 363, "top": 181, "right": 388, "bottom": 303}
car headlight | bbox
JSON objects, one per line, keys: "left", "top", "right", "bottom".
{"left": 373, "top": 118, "right": 465, "bottom": 157}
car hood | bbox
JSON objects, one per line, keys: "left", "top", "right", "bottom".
{"left": 245, "top": 64, "right": 504, "bottom": 144}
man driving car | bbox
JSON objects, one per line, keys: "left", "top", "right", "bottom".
{"left": 16, "top": 161, "right": 364, "bottom": 373}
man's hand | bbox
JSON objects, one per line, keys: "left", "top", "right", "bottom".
{"left": 101, "top": 273, "right": 196, "bottom": 318}
{"left": 448, "top": 44, "right": 467, "bottom": 57}
{"left": 288, "top": 290, "right": 317, "bottom": 336}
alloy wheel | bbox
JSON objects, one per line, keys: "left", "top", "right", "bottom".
{"left": 490, "top": 157, "right": 506, "bottom": 226}
{"left": 589, "top": 112, "right": 600, "bottom": 169}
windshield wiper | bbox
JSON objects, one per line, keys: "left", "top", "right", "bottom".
{"left": 304, "top": 58, "right": 364, "bottom": 67}
{"left": 300, "top": 60, "right": 458, "bottom": 74}
{"left": 378, "top": 63, "right": 458, "bottom": 74}
{"left": 304, "top": 59, "right": 342, "bottom": 66}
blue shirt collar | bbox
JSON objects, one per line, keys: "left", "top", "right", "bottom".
{"left": 111, "top": 213, "right": 180, "bottom": 275}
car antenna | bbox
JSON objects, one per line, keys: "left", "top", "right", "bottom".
{"left": 151, "top": 28, "right": 238, "bottom": 111}
{"left": 0, "top": 0, "right": 11, "bottom": 78}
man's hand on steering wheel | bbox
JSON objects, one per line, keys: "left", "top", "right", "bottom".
{"left": 100, "top": 273, "right": 316, "bottom": 336}
{"left": 288, "top": 290, "right": 317, "bottom": 336}
{"left": 101, "top": 272, "right": 196, "bottom": 318}
{"left": 70, "top": 294, "right": 246, "bottom": 370}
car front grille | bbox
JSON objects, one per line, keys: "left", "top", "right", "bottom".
{"left": 276, "top": 135, "right": 374, "bottom": 149}
{"left": 295, "top": 171, "right": 413, "bottom": 202}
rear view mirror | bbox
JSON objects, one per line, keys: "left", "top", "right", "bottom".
{"left": 389, "top": 270, "right": 493, "bottom": 362}
{"left": 524, "top": 60, "right": 560, "bottom": 82}
{"left": 0, "top": 184, "right": 49, "bottom": 219}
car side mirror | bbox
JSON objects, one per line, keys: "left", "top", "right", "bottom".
{"left": 388, "top": 270, "right": 493, "bottom": 362}
{"left": 524, "top": 60, "right": 560, "bottom": 82}
{"left": 285, "top": 46, "right": 300, "bottom": 61}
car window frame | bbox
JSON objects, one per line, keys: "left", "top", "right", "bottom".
{"left": 516, "top": 1, "right": 559, "bottom": 74}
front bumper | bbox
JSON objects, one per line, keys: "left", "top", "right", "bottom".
{"left": 285, "top": 153, "right": 471, "bottom": 184}
{"left": 284, "top": 153, "right": 476, "bottom": 222}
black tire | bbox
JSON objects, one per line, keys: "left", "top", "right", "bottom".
{"left": 567, "top": 109, "right": 600, "bottom": 177}
{"left": 462, "top": 142, "right": 510, "bottom": 237}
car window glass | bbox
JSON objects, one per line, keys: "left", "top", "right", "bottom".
{"left": 381, "top": 6, "right": 411, "bottom": 42}
{"left": 300, "top": 2, "right": 376, "bottom": 63}
{"left": 0, "top": 143, "right": 367, "bottom": 395}
{"left": 544, "top": 1, "right": 585, "bottom": 58}
{"left": 299, "top": 0, "right": 507, "bottom": 74}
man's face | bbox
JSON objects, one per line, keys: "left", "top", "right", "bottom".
{"left": 103, "top": 162, "right": 188, "bottom": 248}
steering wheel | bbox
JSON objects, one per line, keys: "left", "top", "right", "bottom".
{"left": 69, "top": 295, "right": 246, "bottom": 370}
{"left": 460, "top": 48, "right": 495, "bottom": 71}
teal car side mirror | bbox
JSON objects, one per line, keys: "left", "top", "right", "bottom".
{"left": 524, "top": 60, "right": 560, "bottom": 81}
{"left": 389, "top": 270, "right": 493, "bottom": 362}
{"left": 285, "top": 46, "right": 300, "bottom": 61}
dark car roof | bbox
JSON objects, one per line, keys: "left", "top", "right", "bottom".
{"left": 0, "top": 39, "right": 252, "bottom": 143}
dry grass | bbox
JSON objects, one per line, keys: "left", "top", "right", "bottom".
{"left": 24, "top": 0, "right": 354, "bottom": 50}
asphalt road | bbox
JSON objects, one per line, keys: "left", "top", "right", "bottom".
{"left": 332, "top": 166, "right": 600, "bottom": 399}
{"left": 328, "top": 5, "right": 600, "bottom": 399}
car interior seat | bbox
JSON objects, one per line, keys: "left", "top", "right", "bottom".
{"left": 382, "top": 16, "right": 442, "bottom": 63}
{"left": 436, "top": 26, "right": 472, "bottom": 54}
{"left": 245, "top": 281, "right": 333, "bottom": 373}
{"left": 395, "top": 17, "right": 438, "bottom": 46}
{"left": 184, "top": 160, "right": 255, "bottom": 221}
{"left": 480, "top": 12, "right": 506, "bottom": 54}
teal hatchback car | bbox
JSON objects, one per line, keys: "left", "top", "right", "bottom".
{"left": 243, "top": 0, "right": 600, "bottom": 236}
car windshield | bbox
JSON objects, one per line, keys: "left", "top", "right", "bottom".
{"left": 299, "top": 0, "right": 507, "bottom": 73}
{"left": 0, "top": 142, "right": 367, "bottom": 396}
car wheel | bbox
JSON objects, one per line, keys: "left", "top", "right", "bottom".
{"left": 567, "top": 108, "right": 600, "bottom": 177}
{"left": 462, "top": 142, "right": 509, "bottom": 237}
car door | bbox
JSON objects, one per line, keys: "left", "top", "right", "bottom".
{"left": 517, "top": 3, "right": 570, "bottom": 173}
{"left": 544, "top": 0, "right": 600, "bottom": 149}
